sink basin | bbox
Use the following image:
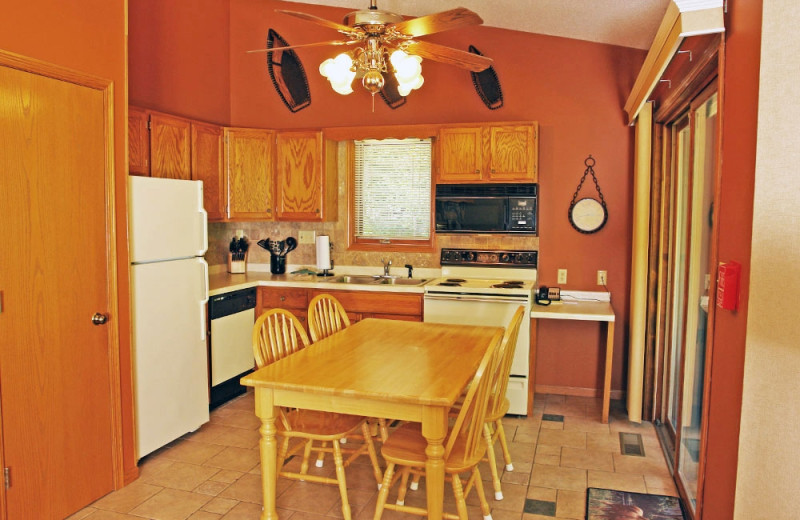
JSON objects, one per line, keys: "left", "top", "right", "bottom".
{"left": 330, "top": 275, "right": 430, "bottom": 287}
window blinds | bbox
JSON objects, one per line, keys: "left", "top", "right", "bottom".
{"left": 353, "top": 138, "right": 432, "bottom": 240}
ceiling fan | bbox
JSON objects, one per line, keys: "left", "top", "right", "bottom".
{"left": 249, "top": 1, "right": 493, "bottom": 99}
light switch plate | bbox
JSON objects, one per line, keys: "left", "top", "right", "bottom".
{"left": 299, "top": 230, "right": 315, "bottom": 244}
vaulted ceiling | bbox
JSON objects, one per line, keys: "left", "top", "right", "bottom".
{"left": 281, "top": 0, "right": 673, "bottom": 50}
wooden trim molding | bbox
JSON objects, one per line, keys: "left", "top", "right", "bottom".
{"left": 624, "top": 2, "right": 725, "bottom": 125}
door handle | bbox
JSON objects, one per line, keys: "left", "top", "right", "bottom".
{"left": 91, "top": 312, "right": 108, "bottom": 325}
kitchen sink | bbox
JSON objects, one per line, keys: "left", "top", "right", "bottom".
{"left": 330, "top": 275, "right": 430, "bottom": 287}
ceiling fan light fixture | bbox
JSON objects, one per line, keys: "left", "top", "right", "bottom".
{"left": 390, "top": 50, "right": 424, "bottom": 96}
{"left": 319, "top": 53, "right": 356, "bottom": 94}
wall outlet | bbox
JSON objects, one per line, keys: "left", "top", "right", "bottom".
{"left": 597, "top": 270, "right": 608, "bottom": 286}
{"left": 557, "top": 269, "right": 567, "bottom": 284}
{"left": 298, "top": 230, "right": 316, "bottom": 244}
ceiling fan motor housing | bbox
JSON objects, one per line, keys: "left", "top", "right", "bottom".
{"left": 343, "top": 9, "right": 404, "bottom": 30}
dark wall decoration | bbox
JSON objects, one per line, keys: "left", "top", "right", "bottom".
{"left": 379, "top": 70, "right": 407, "bottom": 109}
{"left": 468, "top": 45, "right": 503, "bottom": 110}
{"left": 267, "top": 28, "right": 311, "bottom": 112}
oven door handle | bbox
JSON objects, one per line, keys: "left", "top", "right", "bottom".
{"left": 424, "top": 294, "right": 530, "bottom": 305}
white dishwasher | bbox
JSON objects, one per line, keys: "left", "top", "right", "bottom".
{"left": 209, "top": 287, "right": 257, "bottom": 408}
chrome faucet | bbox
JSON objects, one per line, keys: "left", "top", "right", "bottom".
{"left": 381, "top": 258, "right": 392, "bottom": 277}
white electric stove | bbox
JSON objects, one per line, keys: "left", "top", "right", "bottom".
{"left": 423, "top": 248, "right": 537, "bottom": 415}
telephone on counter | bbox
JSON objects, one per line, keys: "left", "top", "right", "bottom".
{"left": 535, "top": 286, "right": 561, "bottom": 306}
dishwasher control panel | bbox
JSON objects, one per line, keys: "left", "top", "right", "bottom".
{"left": 209, "top": 287, "right": 257, "bottom": 320}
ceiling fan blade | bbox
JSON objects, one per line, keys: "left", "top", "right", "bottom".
{"left": 247, "top": 39, "right": 358, "bottom": 53}
{"left": 275, "top": 9, "right": 359, "bottom": 35}
{"left": 403, "top": 41, "right": 493, "bottom": 72}
{"left": 389, "top": 8, "right": 483, "bottom": 38}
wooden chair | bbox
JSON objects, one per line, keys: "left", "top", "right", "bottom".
{"left": 406, "top": 306, "right": 526, "bottom": 501}
{"left": 482, "top": 306, "right": 525, "bottom": 500}
{"left": 307, "top": 293, "right": 389, "bottom": 465}
{"left": 253, "top": 308, "right": 383, "bottom": 520}
{"left": 308, "top": 292, "right": 352, "bottom": 343}
{"left": 373, "top": 329, "right": 504, "bottom": 520}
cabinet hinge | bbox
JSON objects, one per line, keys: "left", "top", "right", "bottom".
{"left": 146, "top": 119, "right": 151, "bottom": 131}
{"left": 4, "top": 467, "right": 10, "bottom": 489}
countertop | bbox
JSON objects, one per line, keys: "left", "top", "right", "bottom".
{"left": 208, "top": 264, "right": 441, "bottom": 296}
{"left": 530, "top": 291, "right": 614, "bottom": 321}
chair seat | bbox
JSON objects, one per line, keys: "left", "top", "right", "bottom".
{"left": 381, "top": 423, "right": 486, "bottom": 474}
{"left": 282, "top": 409, "right": 365, "bottom": 439}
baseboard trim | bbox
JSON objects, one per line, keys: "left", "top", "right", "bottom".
{"left": 535, "top": 384, "right": 624, "bottom": 400}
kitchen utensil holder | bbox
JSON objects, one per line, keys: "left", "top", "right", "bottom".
{"left": 227, "top": 252, "right": 247, "bottom": 274}
{"left": 270, "top": 254, "right": 286, "bottom": 274}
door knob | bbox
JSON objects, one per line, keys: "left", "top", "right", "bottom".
{"left": 91, "top": 312, "right": 108, "bottom": 325}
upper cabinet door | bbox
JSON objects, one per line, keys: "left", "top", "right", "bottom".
{"left": 437, "top": 127, "right": 483, "bottom": 183}
{"left": 275, "top": 131, "right": 334, "bottom": 221}
{"left": 486, "top": 123, "right": 538, "bottom": 182}
{"left": 128, "top": 106, "right": 150, "bottom": 176}
{"left": 149, "top": 112, "right": 191, "bottom": 180}
{"left": 191, "top": 121, "right": 226, "bottom": 222}
{"left": 224, "top": 127, "right": 275, "bottom": 221}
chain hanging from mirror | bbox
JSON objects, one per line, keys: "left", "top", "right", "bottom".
{"left": 568, "top": 155, "right": 608, "bottom": 234}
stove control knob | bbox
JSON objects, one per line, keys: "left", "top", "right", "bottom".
{"left": 465, "top": 251, "right": 477, "bottom": 262}
{"left": 500, "top": 253, "right": 511, "bottom": 263}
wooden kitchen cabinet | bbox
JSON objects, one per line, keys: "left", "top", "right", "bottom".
{"left": 149, "top": 112, "right": 192, "bottom": 180}
{"left": 191, "top": 121, "right": 226, "bottom": 221}
{"left": 128, "top": 106, "right": 150, "bottom": 176}
{"left": 437, "top": 122, "right": 538, "bottom": 183}
{"left": 257, "top": 286, "right": 309, "bottom": 329}
{"left": 275, "top": 130, "right": 338, "bottom": 222}
{"left": 310, "top": 289, "right": 423, "bottom": 323}
{"left": 127, "top": 107, "right": 192, "bottom": 180}
{"left": 224, "top": 127, "right": 276, "bottom": 221}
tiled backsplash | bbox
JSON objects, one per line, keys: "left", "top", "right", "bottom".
{"left": 206, "top": 142, "right": 539, "bottom": 269}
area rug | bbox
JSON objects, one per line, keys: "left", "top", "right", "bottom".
{"left": 587, "top": 488, "right": 685, "bottom": 520}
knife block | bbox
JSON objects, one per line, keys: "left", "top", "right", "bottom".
{"left": 227, "top": 252, "right": 247, "bottom": 274}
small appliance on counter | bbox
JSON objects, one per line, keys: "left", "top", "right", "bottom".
{"left": 227, "top": 232, "right": 249, "bottom": 274}
{"left": 315, "top": 234, "right": 334, "bottom": 276}
{"left": 256, "top": 236, "right": 297, "bottom": 274}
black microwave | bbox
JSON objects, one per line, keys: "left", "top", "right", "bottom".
{"left": 434, "top": 183, "right": 537, "bottom": 234}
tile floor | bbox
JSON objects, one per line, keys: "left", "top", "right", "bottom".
{"left": 68, "top": 392, "right": 677, "bottom": 520}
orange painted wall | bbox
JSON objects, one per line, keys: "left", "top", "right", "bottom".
{"left": 129, "top": 0, "right": 646, "bottom": 397}
{"left": 701, "top": 1, "right": 761, "bottom": 517}
{"left": 129, "top": 0, "right": 231, "bottom": 125}
{"left": 0, "top": 0, "right": 136, "bottom": 482}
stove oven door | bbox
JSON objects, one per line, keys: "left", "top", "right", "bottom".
{"left": 423, "top": 292, "right": 530, "bottom": 414}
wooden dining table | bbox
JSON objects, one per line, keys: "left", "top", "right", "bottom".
{"left": 241, "top": 317, "right": 505, "bottom": 520}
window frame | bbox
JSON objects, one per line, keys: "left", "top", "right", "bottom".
{"left": 345, "top": 140, "right": 436, "bottom": 252}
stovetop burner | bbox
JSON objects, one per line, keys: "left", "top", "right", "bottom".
{"left": 446, "top": 278, "right": 466, "bottom": 283}
{"left": 492, "top": 281, "right": 525, "bottom": 289}
{"left": 438, "top": 282, "right": 462, "bottom": 287}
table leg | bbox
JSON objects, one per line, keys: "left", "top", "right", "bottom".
{"left": 422, "top": 406, "right": 448, "bottom": 520}
{"left": 602, "top": 321, "right": 615, "bottom": 423}
{"left": 255, "top": 388, "right": 279, "bottom": 520}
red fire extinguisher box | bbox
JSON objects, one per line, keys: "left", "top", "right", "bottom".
{"left": 717, "top": 261, "right": 742, "bottom": 311}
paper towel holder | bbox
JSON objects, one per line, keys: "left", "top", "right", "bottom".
{"left": 316, "top": 237, "right": 335, "bottom": 277}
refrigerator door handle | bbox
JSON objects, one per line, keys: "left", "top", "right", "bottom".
{"left": 198, "top": 206, "right": 209, "bottom": 257}
{"left": 198, "top": 258, "right": 209, "bottom": 341}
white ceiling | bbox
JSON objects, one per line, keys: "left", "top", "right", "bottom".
{"left": 282, "top": 0, "right": 673, "bottom": 50}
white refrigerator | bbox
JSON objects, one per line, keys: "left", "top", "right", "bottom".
{"left": 128, "top": 176, "right": 210, "bottom": 459}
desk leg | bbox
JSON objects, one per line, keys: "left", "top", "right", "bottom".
{"left": 422, "top": 406, "right": 448, "bottom": 520}
{"left": 255, "top": 388, "right": 279, "bottom": 520}
{"left": 602, "top": 321, "right": 615, "bottom": 424}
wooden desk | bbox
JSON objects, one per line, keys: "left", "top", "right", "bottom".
{"left": 530, "top": 299, "right": 616, "bottom": 422}
{"left": 241, "top": 318, "right": 504, "bottom": 520}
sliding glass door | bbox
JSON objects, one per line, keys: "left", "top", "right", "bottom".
{"left": 657, "top": 84, "right": 719, "bottom": 518}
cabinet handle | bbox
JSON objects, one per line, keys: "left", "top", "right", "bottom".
{"left": 474, "top": 169, "right": 480, "bottom": 174}
{"left": 280, "top": 296, "right": 286, "bottom": 302}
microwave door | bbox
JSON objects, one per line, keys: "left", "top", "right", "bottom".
{"left": 435, "top": 197, "right": 506, "bottom": 232}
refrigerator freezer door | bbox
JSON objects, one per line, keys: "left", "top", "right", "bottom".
{"left": 131, "top": 257, "right": 210, "bottom": 458}
{"left": 128, "top": 176, "right": 208, "bottom": 263}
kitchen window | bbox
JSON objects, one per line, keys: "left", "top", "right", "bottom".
{"left": 348, "top": 138, "right": 434, "bottom": 251}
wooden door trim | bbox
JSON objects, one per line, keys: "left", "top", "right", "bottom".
{"left": 0, "top": 49, "right": 125, "bottom": 517}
